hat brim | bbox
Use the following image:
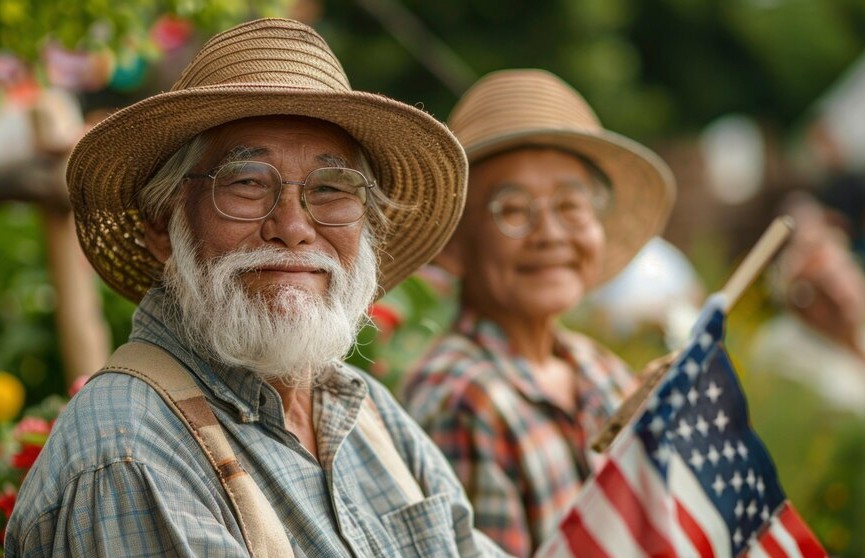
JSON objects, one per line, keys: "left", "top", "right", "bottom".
{"left": 67, "top": 84, "right": 468, "bottom": 302}
{"left": 464, "top": 129, "right": 675, "bottom": 285}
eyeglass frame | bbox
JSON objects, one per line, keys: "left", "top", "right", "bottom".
{"left": 486, "top": 180, "right": 611, "bottom": 239}
{"left": 183, "top": 160, "right": 376, "bottom": 226}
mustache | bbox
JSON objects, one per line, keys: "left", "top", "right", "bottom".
{"left": 209, "top": 247, "right": 343, "bottom": 278}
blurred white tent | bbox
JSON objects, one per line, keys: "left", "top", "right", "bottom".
{"left": 814, "top": 51, "right": 865, "bottom": 171}
{"left": 572, "top": 237, "right": 705, "bottom": 351}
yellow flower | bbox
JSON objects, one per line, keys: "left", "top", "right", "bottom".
{"left": 0, "top": 371, "right": 26, "bottom": 422}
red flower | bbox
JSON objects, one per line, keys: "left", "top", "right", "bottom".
{"left": 11, "top": 443, "right": 43, "bottom": 470}
{"left": 370, "top": 303, "right": 403, "bottom": 336}
{"left": 0, "top": 488, "right": 15, "bottom": 518}
{"left": 150, "top": 15, "right": 194, "bottom": 52}
{"left": 0, "top": 486, "right": 16, "bottom": 546}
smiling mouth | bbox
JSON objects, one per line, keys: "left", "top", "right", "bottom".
{"left": 518, "top": 262, "right": 575, "bottom": 273}
{"left": 251, "top": 266, "right": 325, "bottom": 275}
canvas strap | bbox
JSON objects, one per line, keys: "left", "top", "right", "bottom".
{"left": 95, "top": 341, "right": 425, "bottom": 555}
{"left": 356, "top": 396, "right": 425, "bottom": 504}
{"left": 96, "top": 342, "right": 294, "bottom": 558}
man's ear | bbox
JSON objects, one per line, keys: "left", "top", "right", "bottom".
{"left": 433, "top": 236, "right": 465, "bottom": 278}
{"left": 143, "top": 216, "right": 173, "bottom": 264}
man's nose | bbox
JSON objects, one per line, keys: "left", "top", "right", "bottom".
{"left": 261, "top": 185, "right": 317, "bottom": 245}
{"left": 531, "top": 201, "right": 569, "bottom": 238}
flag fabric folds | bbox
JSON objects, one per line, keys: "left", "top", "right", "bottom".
{"left": 536, "top": 294, "right": 826, "bottom": 558}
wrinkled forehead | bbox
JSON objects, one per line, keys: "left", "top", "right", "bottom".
{"left": 466, "top": 146, "right": 600, "bottom": 203}
{"left": 200, "top": 115, "right": 364, "bottom": 166}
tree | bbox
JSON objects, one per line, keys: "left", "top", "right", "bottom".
{"left": 319, "top": 0, "right": 865, "bottom": 139}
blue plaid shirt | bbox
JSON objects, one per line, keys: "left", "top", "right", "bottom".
{"left": 5, "top": 288, "right": 508, "bottom": 557}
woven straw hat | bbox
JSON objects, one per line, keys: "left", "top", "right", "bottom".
{"left": 448, "top": 68, "right": 676, "bottom": 284}
{"left": 67, "top": 18, "right": 467, "bottom": 302}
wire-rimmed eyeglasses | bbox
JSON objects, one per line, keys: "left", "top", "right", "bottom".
{"left": 184, "top": 160, "right": 375, "bottom": 226}
{"left": 487, "top": 182, "right": 610, "bottom": 239}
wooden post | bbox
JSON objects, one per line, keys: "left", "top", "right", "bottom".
{"left": 0, "top": 89, "right": 112, "bottom": 387}
{"left": 40, "top": 208, "right": 112, "bottom": 385}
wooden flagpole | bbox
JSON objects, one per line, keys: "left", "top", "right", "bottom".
{"left": 590, "top": 216, "right": 795, "bottom": 452}
{"left": 719, "top": 215, "right": 794, "bottom": 311}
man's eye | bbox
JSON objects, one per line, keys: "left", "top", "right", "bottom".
{"left": 230, "top": 177, "right": 266, "bottom": 187}
{"left": 308, "top": 184, "right": 343, "bottom": 195}
{"left": 219, "top": 178, "right": 271, "bottom": 199}
{"left": 501, "top": 205, "right": 529, "bottom": 215}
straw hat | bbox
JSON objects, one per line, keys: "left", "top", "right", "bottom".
{"left": 67, "top": 18, "right": 467, "bottom": 302}
{"left": 448, "top": 68, "right": 676, "bottom": 284}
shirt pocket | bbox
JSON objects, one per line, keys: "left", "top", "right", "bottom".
{"left": 381, "top": 493, "right": 461, "bottom": 557}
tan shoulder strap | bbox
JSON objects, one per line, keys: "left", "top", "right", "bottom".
{"left": 96, "top": 342, "right": 294, "bottom": 558}
{"left": 357, "top": 398, "right": 424, "bottom": 504}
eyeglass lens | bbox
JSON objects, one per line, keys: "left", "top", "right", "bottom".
{"left": 490, "top": 183, "right": 601, "bottom": 238}
{"left": 211, "top": 161, "right": 369, "bottom": 224}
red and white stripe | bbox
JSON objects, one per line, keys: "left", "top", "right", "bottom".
{"left": 535, "top": 436, "right": 826, "bottom": 558}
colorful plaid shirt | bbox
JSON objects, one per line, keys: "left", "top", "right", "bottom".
{"left": 400, "top": 310, "right": 636, "bottom": 558}
{"left": 5, "top": 288, "right": 509, "bottom": 558}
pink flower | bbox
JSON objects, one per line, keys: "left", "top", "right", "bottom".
{"left": 12, "top": 417, "right": 52, "bottom": 456}
{"left": 69, "top": 375, "right": 89, "bottom": 397}
{"left": 13, "top": 416, "right": 51, "bottom": 438}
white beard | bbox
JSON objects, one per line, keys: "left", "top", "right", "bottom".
{"left": 161, "top": 212, "right": 379, "bottom": 386}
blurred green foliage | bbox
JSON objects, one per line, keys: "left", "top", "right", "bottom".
{"left": 346, "top": 275, "right": 457, "bottom": 388}
{"left": 0, "top": 0, "right": 295, "bottom": 64}
{"left": 0, "top": 205, "right": 135, "bottom": 406}
{"left": 0, "top": 205, "right": 64, "bottom": 405}
{"left": 321, "top": 0, "right": 865, "bottom": 140}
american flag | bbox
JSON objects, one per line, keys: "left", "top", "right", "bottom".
{"left": 537, "top": 294, "right": 827, "bottom": 558}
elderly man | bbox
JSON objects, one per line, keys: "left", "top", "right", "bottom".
{"left": 5, "top": 18, "right": 509, "bottom": 558}
{"left": 401, "top": 69, "right": 676, "bottom": 557}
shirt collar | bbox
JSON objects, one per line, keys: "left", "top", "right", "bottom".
{"left": 454, "top": 308, "right": 577, "bottom": 403}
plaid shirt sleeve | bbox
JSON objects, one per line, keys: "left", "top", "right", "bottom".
{"left": 423, "top": 386, "right": 534, "bottom": 557}
{"left": 13, "top": 460, "right": 248, "bottom": 558}
{"left": 5, "top": 376, "right": 248, "bottom": 558}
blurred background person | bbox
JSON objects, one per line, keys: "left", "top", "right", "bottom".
{"left": 746, "top": 192, "right": 865, "bottom": 557}
{"left": 400, "top": 68, "right": 676, "bottom": 557}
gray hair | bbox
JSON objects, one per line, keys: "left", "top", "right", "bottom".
{"left": 137, "top": 135, "right": 209, "bottom": 226}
